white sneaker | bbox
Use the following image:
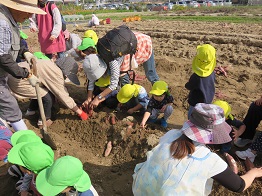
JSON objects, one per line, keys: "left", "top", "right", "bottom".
{"left": 25, "top": 110, "right": 36, "bottom": 116}
{"left": 8, "top": 165, "right": 24, "bottom": 178}
{"left": 235, "top": 148, "right": 256, "bottom": 163}
{"left": 234, "top": 138, "right": 252, "bottom": 148}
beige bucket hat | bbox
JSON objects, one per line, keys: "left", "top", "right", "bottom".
{"left": 1, "top": 0, "right": 46, "bottom": 15}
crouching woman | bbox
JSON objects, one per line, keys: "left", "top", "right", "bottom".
{"left": 132, "top": 103, "right": 262, "bottom": 195}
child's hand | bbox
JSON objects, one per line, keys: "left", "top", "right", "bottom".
{"left": 127, "top": 108, "right": 134, "bottom": 114}
{"left": 160, "top": 105, "right": 167, "bottom": 113}
{"left": 232, "top": 127, "right": 241, "bottom": 141}
{"left": 140, "top": 121, "right": 146, "bottom": 129}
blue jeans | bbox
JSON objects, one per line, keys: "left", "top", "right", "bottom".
{"left": 142, "top": 50, "right": 159, "bottom": 85}
{"left": 119, "top": 50, "right": 159, "bottom": 86}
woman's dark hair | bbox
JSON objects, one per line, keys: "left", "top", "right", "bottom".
{"left": 82, "top": 47, "right": 97, "bottom": 54}
{"left": 170, "top": 134, "right": 195, "bottom": 159}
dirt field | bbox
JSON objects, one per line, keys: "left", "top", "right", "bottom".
{"left": 1, "top": 11, "right": 262, "bottom": 196}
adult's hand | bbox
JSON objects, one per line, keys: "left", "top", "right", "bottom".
{"left": 254, "top": 97, "right": 262, "bottom": 106}
{"left": 89, "top": 97, "right": 100, "bottom": 109}
{"left": 30, "top": 28, "right": 37, "bottom": 33}
{"left": 28, "top": 74, "right": 39, "bottom": 87}
{"left": 23, "top": 52, "right": 35, "bottom": 65}
{"left": 49, "top": 35, "right": 56, "bottom": 41}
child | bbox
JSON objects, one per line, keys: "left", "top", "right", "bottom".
{"left": 236, "top": 134, "right": 261, "bottom": 163}
{"left": 64, "top": 30, "right": 82, "bottom": 58}
{"left": 8, "top": 137, "right": 54, "bottom": 196}
{"left": 36, "top": 156, "right": 98, "bottom": 196}
{"left": 0, "top": 119, "right": 12, "bottom": 163}
{"left": 117, "top": 84, "right": 149, "bottom": 115}
{"left": 185, "top": 44, "right": 216, "bottom": 118}
{"left": 213, "top": 100, "right": 246, "bottom": 153}
{"left": 141, "top": 81, "right": 174, "bottom": 128}
{"left": 16, "top": 30, "right": 29, "bottom": 63}
{"left": 93, "top": 75, "right": 118, "bottom": 109}
{"left": 83, "top": 29, "right": 98, "bottom": 45}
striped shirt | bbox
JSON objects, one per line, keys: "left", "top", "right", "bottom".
{"left": 88, "top": 57, "right": 124, "bottom": 91}
{"left": 121, "top": 32, "right": 152, "bottom": 72}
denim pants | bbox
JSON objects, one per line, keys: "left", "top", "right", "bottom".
{"left": 142, "top": 50, "right": 159, "bottom": 85}
{"left": 119, "top": 50, "right": 159, "bottom": 86}
{"left": 28, "top": 91, "right": 55, "bottom": 120}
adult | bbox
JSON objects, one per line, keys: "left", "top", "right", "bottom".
{"left": 88, "top": 14, "right": 99, "bottom": 27}
{"left": 132, "top": 103, "right": 262, "bottom": 195}
{"left": 82, "top": 31, "right": 159, "bottom": 110}
{"left": 63, "top": 29, "right": 82, "bottom": 58}
{"left": 8, "top": 57, "right": 88, "bottom": 127}
{"left": 0, "top": 0, "right": 45, "bottom": 131}
{"left": 30, "top": 0, "right": 66, "bottom": 59}
{"left": 234, "top": 96, "right": 262, "bottom": 147}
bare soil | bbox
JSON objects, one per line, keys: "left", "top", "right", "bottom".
{"left": 1, "top": 13, "right": 262, "bottom": 196}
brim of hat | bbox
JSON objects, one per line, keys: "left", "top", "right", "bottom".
{"left": 20, "top": 31, "right": 28, "bottom": 40}
{"left": 34, "top": 52, "right": 49, "bottom": 60}
{"left": 67, "top": 74, "right": 80, "bottom": 85}
{"left": 182, "top": 120, "right": 232, "bottom": 144}
{"left": 94, "top": 81, "right": 108, "bottom": 87}
{"left": 192, "top": 56, "right": 216, "bottom": 77}
{"left": 36, "top": 167, "right": 67, "bottom": 196}
{"left": 1, "top": 1, "right": 46, "bottom": 15}
{"left": 36, "top": 167, "right": 91, "bottom": 196}
{"left": 7, "top": 142, "right": 28, "bottom": 168}
{"left": 11, "top": 130, "right": 36, "bottom": 146}
{"left": 117, "top": 93, "right": 131, "bottom": 104}
{"left": 84, "top": 57, "right": 107, "bottom": 81}
{"left": 149, "top": 89, "right": 166, "bottom": 95}
{"left": 78, "top": 45, "right": 96, "bottom": 51}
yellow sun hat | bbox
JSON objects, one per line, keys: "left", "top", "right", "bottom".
{"left": 117, "top": 84, "right": 137, "bottom": 103}
{"left": 213, "top": 100, "right": 234, "bottom": 120}
{"left": 95, "top": 75, "right": 110, "bottom": 87}
{"left": 149, "top": 81, "right": 168, "bottom": 96}
{"left": 83, "top": 30, "right": 98, "bottom": 45}
{"left": 192, "top": 44, "right": 216, "bottom": 77}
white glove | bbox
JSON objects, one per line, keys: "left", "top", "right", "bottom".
{"left": 28, "top": 74, "right": 39, "bottom": 87}
{"left": 24, "top": 52, "right": 35, "bottom": 65}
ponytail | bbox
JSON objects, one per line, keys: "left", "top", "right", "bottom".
{"left": 170, "top": 134, "right": 195, "bottom": 159}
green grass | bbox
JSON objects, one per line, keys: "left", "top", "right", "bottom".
{"left": 136, "top": 15, "right": 262, "bottom": 23}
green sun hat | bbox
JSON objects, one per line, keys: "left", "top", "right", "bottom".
{"left": 78, "top": 38, "right": 96, "bottom": 51}
{"left": 11, "top": 130, "right": 42, "bottom": 146}
{"left": 19, "top": 30, "right": 28, "bottom": 40}
{"left": 8, "top": 142, "right": 54, "bottom": 174}
{"left": 34, "top": 52, "right": 50, "bottom": 60}
{"left": 36, "top": 156, "right": 91, "bottom": 196}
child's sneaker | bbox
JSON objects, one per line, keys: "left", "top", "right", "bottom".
{"left": 235, "top": 148, "right": 256, "bottom": 163}
{"left": 147, "top": 118, "right": 157, "bottom": 123}
{"left": 8, "top": 165, "right": 24, "bottom": 178}
{"left": 160, "top": 118, "right": 168, "bottom": 128}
